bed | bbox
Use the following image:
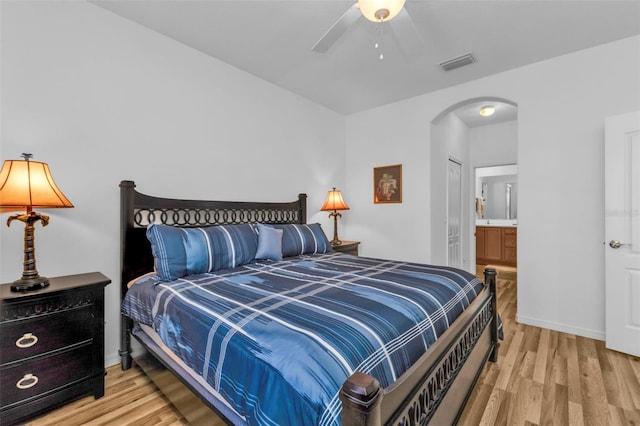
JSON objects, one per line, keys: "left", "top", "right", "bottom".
{"left": 118, "top": 180, "right": 500, "bottom": 425}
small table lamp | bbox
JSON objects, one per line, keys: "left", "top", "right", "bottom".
{"left": 0, "top": 153, "right": 74, "bottom": 292}
{"left": 321, "top": 187, "right": 350, "bottom": 246}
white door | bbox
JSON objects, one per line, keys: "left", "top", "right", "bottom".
{"left": 447, "top": 159, "right": 462, "bottom": 268}
{"left": 605, "top": 111, "right": 640, "bottom": 357}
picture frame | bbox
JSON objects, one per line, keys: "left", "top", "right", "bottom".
{"left": 374, "top": 164, "right": 402, "bottom": 203}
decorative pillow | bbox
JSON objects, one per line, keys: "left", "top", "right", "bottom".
{"left": 254, "top": 223, "right": 283, "bottom": 261}
{"left": 271, "top": 223, "right": 332, "bottom": 257}
{"left": 184, "top": 223, "right": 258, "bottom": 273}
{"left": 146, "top": 224, "right": 187, "bottom": 281}
{"left": 146, "top": 223, "right": 258, "bottom": 281}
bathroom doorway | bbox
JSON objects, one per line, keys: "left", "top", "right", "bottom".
{"left": 474, "top": 164, "right": 518, "bottom": 278}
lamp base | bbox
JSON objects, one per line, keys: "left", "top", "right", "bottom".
{"left": 10, "top": 276, "right": 50, "bottom": 292}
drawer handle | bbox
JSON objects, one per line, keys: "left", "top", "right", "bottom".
{"left": 16, "top": 373, "right": 39, "bottom": 390}
{"left": 16, "top": 333, "right": 38, "bottom": 348}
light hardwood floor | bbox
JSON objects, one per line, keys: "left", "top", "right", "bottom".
{"left": 460, "top": 267, "right": 640, "bottom": 425}
{"left": 26, "top": 270, "right": 640, "bottom": 425}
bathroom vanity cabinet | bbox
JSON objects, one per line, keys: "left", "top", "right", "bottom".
{"left": 476, "top": 226, "right": 517, "bottom": 266}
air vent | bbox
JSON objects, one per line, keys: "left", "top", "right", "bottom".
{"left": 439, "top": 53, "right": 476, "bottom": 71}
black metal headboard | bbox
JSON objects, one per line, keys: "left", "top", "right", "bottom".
{"left": 118, "top": 180, "right": 307, "bottom": 368}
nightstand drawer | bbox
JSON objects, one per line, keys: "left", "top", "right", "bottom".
{"left": 0, "top": 344, "right": 93, "bottom": 408}
{"left": 0, "top": 306, "right": 93, "bottom": 364}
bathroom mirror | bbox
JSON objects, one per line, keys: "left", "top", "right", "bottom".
{"left": 475, "top": 164, "right": 517, "bottom": 220}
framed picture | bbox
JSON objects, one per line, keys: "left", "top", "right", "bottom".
{"left": 374, "top": 164, "right": 402, "bottom": 203}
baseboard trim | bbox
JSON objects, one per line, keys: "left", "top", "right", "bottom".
{"left": 516, "top": 315, "right": 605, "bottom": 341}
{"left": 105, "top": 353, "right": 121, "bottom": 368}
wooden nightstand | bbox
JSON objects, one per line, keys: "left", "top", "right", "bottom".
{"left": 0, "top": 272, "right": 111, "bottom": 425}
{"left": 332, "top": 240, "right": 360, "bottom": 256}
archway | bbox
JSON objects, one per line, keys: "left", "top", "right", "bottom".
{"left": 430, "top": 97, "right": 518, "bottom": 274}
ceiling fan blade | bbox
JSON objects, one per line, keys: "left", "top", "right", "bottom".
{"left": 312, "top": 4, "right": 361, "bottom": 53}
{"left": 388, "top": 8, "right": 424, "bottom": 59}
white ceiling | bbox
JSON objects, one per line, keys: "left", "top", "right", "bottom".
{"left": 90, "top": 0, "right": 640, "bottom": 120}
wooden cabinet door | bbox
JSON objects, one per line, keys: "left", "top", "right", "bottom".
{"left": 475, "top": 228, "right": 485, "bottom": 259}
{"left": 504, "top": 234, "right": 516, "bottom": 248}
{"left": 477, "top": 226, "right": 517, "bottom": 266}
{"left": 484, "top": 227, "right": 502, "bottom": 261}
{"left": 503, "top": 228, "right": 517, "bottom": 265}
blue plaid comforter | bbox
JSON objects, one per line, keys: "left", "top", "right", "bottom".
{"left": 122, "top": 253, "right": 485, "bottom": 425}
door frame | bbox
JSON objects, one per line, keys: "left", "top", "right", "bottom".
{"left": 447, "top": 157, "right": 463, "bottom": 268}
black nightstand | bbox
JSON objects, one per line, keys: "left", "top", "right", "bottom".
{"left": 332, "top": 240, "right": 360, "bottom": 256}
{"left": 0, "top": 272, "right": 111, "bottom": 425}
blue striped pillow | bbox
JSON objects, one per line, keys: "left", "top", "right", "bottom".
{"left": 146, "top": 224, "right": 187, "bottom": 281}
{"left": 271, "top": 223, "right": 333, "bottom": 257}
{"left": 147, "top": 223, "right": 258, "bottom": 281}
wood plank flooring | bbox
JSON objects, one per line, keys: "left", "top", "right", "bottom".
{"left": 26, "top": 270, "right": 640, "bottom": 425}
{"left": 459, "top": 268, "right": 640, "bottom": 425}
{"left": 25, "top": 361, "right": 189, "bottom": 425}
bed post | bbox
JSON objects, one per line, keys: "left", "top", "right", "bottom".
{"left": 484, "top": 267, "right": 499, "bottom": 362}
{"left": 297, "top": 193, "right": 307, "bottom": 224}
{"left": 340, "top": 372, "right": 383, "bottom": 426}
{"left": 119, "top": 180, "right": 135, "bottom": 370}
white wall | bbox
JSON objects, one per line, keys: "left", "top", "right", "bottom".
{"left": 345, "top": 97, "right": 432, "bottom": 262}
{"left": 346, "top": 35, "right": 640, "bottom": 340}
{"left": 469, "top": 120, "right": 518, "bottom": 168}
{"left": 0, "top": 1, "right": 345, "bottom": 367}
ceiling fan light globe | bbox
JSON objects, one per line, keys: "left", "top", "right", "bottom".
{"left": 358, "top": 0, "right": 406, "bottom": 22}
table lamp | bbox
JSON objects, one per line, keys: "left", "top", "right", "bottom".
{"left": 0, "top": 153, "right": 74, "bottom": 291}
{"left": 320, "top": 187, "right": 350, "bottom": 246}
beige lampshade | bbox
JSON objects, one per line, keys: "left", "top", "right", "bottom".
{"left": 358, "top": 0, "right": 406, "bottom": 22}
{"left": 321, "top": 188, "right": 350, "bottom": 212}
{"left": 0, "top": 159, "right": 74, "bottom": 213}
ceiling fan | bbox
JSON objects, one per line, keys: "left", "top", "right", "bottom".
{"left": 312, "top": 0, "right": 423, "bottom": 58}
